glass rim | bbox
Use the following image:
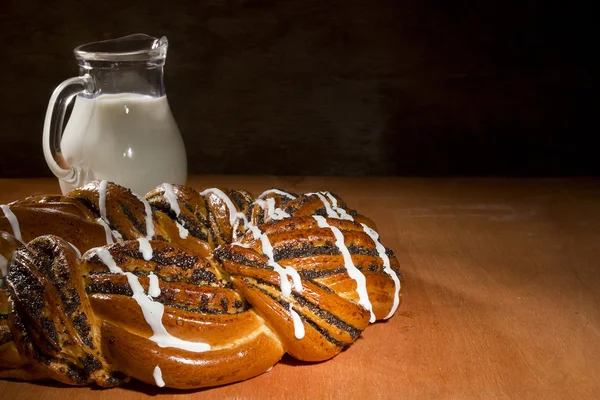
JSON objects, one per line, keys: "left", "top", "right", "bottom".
{"left": 74, "top": 34, "right": 168, "bottom": 62}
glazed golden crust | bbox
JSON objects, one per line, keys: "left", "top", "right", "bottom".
{"left": 0, "top": 182, "right": 402, "bottom": 389}
{"left": 4, "top": 236, "right": 126, "bottom": 386}
{"left": 0, "top": 232, "right": 41, "bottom": 381}
{"left": 101, "top": 318, "right": 283, "bottom": 389}
{"left": 0, "top": 196, "right": 107, "bottom": 251}
{"left": 215, "top": 215, "right": 400, "bottom": 362}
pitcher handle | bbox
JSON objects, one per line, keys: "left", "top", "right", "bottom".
{"left": 42, "top": 74, "right": 95, "bottom": 186}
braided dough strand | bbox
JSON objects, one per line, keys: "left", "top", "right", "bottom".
{"left": 0, "top": 182, "right": 402, "bottom": 388}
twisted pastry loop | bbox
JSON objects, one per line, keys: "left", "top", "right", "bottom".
{"left": 0, "top": 181, "right": 402, "bottom": 389}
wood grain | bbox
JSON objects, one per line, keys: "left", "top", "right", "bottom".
{"left": 0, "top": 176, "right": 599, "bottom": 399}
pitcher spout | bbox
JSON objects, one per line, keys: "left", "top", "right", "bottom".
{"left": 74, "top": 34, "right": 168, "bottom": 62}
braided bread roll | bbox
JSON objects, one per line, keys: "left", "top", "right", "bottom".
{"left": 0, "top": 181, "right": 402, "bottom": 389}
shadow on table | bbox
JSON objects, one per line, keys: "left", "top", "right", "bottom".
{"left": 0, "top": 376, "right": 234, "bottom": 396}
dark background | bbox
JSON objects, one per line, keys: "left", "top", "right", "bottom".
{"left": 0, "top": 0, "right": 595, "bottom": 177}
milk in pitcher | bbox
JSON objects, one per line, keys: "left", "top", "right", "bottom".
{"left": 43, "top": 34, "right": 187, "bottom": 195}
{"left": 60, "top": 93, "right": 186, "bottom": 195}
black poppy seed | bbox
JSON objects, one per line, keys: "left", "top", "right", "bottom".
{"left": 228, "top": 190, "right": 246, "bottom": 211}
{"left": 120, "top": 202, "right": 146, "bottom": 236}
{"left": 66, "top": 363, "right": 88, "bottom": 384}
{"left": 213, "top": 247, "right": 271, "bottom": 270}
{"left": 40, "top": 317, "right": 59, "bottom": 346}
{"left": 298, "top": 267, "right": 347, "bottom": 280}
{"left": 313, "top": 208, "right": 328, "bottom": 217}
{"left": 73, "top": 196, "right": 100, "bottom": 219}
{"left": 346, "top": 244, "right": 378, "bottom": 257}
{"left": 190, "top": 268, "right": 217, "bottom": 284}
{"left": 79, "top": 353, "right": 103, "bottom": 373}
{"left": 0, "top": 331, "right": 13, "bottom": 346}
{"left": 273, "top": 243, "right": 341, "bottom": 262}
{"left": 243, "top": 278, "right": 349, "bottom": 348}
{"left": 72, "top": 313, "right": 92, "bottom": 346}
{"left": 86, "top": 280, "right": 133, "bottom": 296}
{"left": 291, "top": 293, "right": 362, "bottom": 340}
{"left": 220, "top": 297, "right": 229, "bottom": 312}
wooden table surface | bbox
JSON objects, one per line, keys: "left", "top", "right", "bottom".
{"left": 1, "top": 176, "right": 599, "bottom": 399}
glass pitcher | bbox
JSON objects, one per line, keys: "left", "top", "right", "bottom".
{"left": 43, "top": 34, "right": 187, "bottom": 195}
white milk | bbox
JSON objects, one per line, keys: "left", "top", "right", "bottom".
{"left": 59, "top": 93, "right": 187, "bottom": 195}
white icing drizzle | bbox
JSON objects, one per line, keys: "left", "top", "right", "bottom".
{"left": 161, "top": 184, "right": 188, "bottom": 239}
{"left": 229, "top": 201, "right": 304, "bottom": 338}
{"left": 202, "top": 188, "right": 303, "bottom": 338}
{"left": 232, "top": 212, "right": 261, "bottom": 243}
{"left": 306, "top": 192, "right": 340, "bottom": 219}
{"left": 153, "top": 365, "right": 165, "bottom": 387}
{"left": 94, "top": 248, "right": 210, "bottom": 352}
{"left": 96, "top": 181, "right": 123, "bottom": 243}
{"left": 259, "top": 234, "right": 303, "bottom": 298}
{"left": 162, "top": 183, "right": 181, "bottom": 216}
{"left": 97, "top": 218, "right": 114, "bottom": 244}
{"left": 313, "top": 215, "right": 375, "bottom": 322}
{"left": 126, "top": 271, "right": 210, "bottom": 352}
{"left": 99, "top": 180, "right": 108, "bottom": 220}
{"left": 361, "top": 223, "right": 401, "bottom": 319}
{"left": 67, "top": 242, "right": 82, "bottom": 258}
{"left": 134, "top": 194, "right": 155, "bottom": 240}
{"left": 200, "top": 188, "right": 240, "bottom": 226}
{"left": 245, "top": 218, "right": 263, "bottom": 240}
{"left": 201, "top": 188, "right": 276, "bottom": 241}
{"left": 256, "top": 232, "right": 305, "bottom": 339}
{"left": 112, "top": 230, "right": 123, "bottom": 241}
{"left": 256, "top": 198, "right": 291, "bottom": 222}
{"left": 258, "top": 189, "right": 297, "bottom": 200}
{"left": 175, "top": 221, "right": 189, "bottom": 239}
{"left": 94, "top": 247, "right": 123, "bottom": 273}
{"left": 323, "top": 192, "right": 354, "bottom": 221}
{"left": 289, "top": 303, "right": 305, "bottom": 339}
{"left": 147, "top": 272, "right": 161, "bottom": 298}
{"left": 1, "top": 205, "right": 22, "bottom": 242}
{"left": 266, "top": 198, "right": 291, "bottom": 220}
{"left": 137, "top": 238, "right": 153, "bottom": 261}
